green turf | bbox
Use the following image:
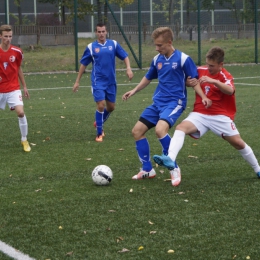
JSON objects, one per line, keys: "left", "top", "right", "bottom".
{"left": 0, "top": 67, "right": 260, "bottom": 259}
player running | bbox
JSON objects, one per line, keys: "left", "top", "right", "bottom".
{"left": 73, "top": 23, "right": 133, "bottom": 142}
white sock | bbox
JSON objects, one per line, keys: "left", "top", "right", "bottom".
{"left": 238, "top": 144, "right": 260, "bottom": 173}
{"left": 168, "top": 130, "right": 186, "bottom": 161}
{"left": 18, "top": 115, "right": 28, "bottom": 141}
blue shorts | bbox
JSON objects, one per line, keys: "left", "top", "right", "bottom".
{"left": 92, "top": 84, "right": 117, "bottom": 103}
{"left": 140, "top": 102, "right": 185, "bottom": 129}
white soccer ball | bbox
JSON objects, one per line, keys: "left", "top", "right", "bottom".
{"left": 92, "top": 165, "right": 113, "bottom": 186}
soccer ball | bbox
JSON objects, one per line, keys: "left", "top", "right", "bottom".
{"left": 92, "top": 165, "right": 113, "bottom": 186}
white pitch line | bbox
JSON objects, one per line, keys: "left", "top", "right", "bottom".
{"left": 0, "top": 241, "right": 35, "bottom": 260}
{"left": 235, "top": 83, "right": 260, "bottom": 86}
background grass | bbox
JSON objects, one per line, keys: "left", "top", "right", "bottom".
{"left": 21, "top": 38, "right": 260, "bottom": 73}
{"left": 0, "top": 66, "right": 260, "bottom": 259}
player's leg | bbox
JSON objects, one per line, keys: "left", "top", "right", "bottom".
{"left": 103, "top": 84, "right": 116, "bottom": 123}
{"left": 95, "top": 100, "right": 105, "bottom": 141}
{"left": 8, "top": 90, "right": 31, "bottom": 152}
{"left": 224, "top": 134, "right": 260, "bottom": 177}
{"left": 131, "top": 120, "right": 156, "bottom": 180}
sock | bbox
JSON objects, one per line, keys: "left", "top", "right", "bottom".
{"left": 136, "top": 138, "right": 152, "bottom": 172}
{"left": 18, "top": 115, "right": 28, "bottom": 141}
{"left": 95, "top": 110, "right": 103, "bottom": 136}
{"left": 159, "top": 134, "right": 171, "bottom": 155}
{"left": 238, "top": 144, "right": 260, "bottom": 173}
{"left": 168, "top": 130, "right": 186, "bottom": 161}
{"left": 103, "top": 108, "right": 111, "bottom": 123}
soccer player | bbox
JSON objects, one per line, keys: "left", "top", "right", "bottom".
{"left": 122, "top": 27, "right": 211, "bottom": 184}
{"left": 153, "top": 46, "right": 260, "bottom": 186}
{"left": 0, "top": 24, "right": 31, "bottom": 152}
{"left": 73, "top": 23, "right": 133, "bottom": 142}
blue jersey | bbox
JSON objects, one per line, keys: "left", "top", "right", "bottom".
{"left": 80, "top": 39, "right": 128, "bottom": 86}
{"left": 145, "top": 49, "right": 198, "bottom": 108}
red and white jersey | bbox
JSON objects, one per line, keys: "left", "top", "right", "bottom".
{"left": 193, "top": 66, "right": 236, "bottom": 120}
{"left": 0, "top": 45, "right": 23, "bottom": 93}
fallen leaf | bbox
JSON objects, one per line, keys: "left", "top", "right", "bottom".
{"left": 35, "top": 189, "right": 41, "bottom": 192}
{"left": 150, "top": 231, "right": 157, "bottom": 234}
{"left": 192, "top": 143, "right": 198, "bottom": 146}
{"left": 118, "top": 248, "right": 130, "bottom": 253}
{"left": 59, "top": 226, "right": 63, "bottom": 229}
{"left": 184, "top": 199, "right": 189, "bottom": 202}
{"left": 39, "top": 177, "right": 44, "bottom": 179}
{"left": 188, "top": 155, "right": 198, "bottom": 158}
{"left": 117, "top": 148, "right": 124, "bottom": 151}
{"left": 36, "top": 131, "right": 41, "bottom": 133}
{"left": 30, "top": 143, "right": 36, "bottom": 146}
{"left": 168, "top": 249, "right": 175, "bottom": 253}
{"left": 246, "top": 257, "right": 250, "bottom": 260}
{"left": 178, "top": 192, "right": 185, "bottom": 195}
{"left": 138, "top": 246, "right": 144, "bottom": 250}
{"left": 148, "top": 220, "right": 154, "bottom": 225}
{"left": 129, "top": 188, "right": 133, "bottom": 193}
{"left": 164, "top": 179, "right": 171, "bottom": 182}
{"left": 45, "top": 137, "right": 50, "bottom": 141}
{"left": 117, "top": 236, "right": 124, "bottom": 241}
{"left": 85, "top": 158, "right": 92, "bottom": 161}
{"left": 159, "top": 170, "right": 164, "bottom": 174}
{"left": 108, "top": 210, "right": 116, "bottom": 212}
{"left": 60, "top": 116, "right": 65, "bottom": 119}
{"left": 47, "top": 190, "right": 52, "bottom": 192}
{"left": 65, "top": 251, "right": 73, "bottom": 256}
{"left": 232, "top": 255, "right": 237, "bottom": 259}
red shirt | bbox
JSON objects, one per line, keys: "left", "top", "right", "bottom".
{"left": 0, "top": 45, "right": 23, "bottom": 93}
{"left": 193, "top": 66, "right": 236, "bottom": 120}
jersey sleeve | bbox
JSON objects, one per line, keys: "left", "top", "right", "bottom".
{"left": 182, "top": 54, "right": 198, "bottom": 80}
{"left": 80, "top": 44, "right": 93, "bottom": 66}
{"left": 145, "top": 56, "right": 159, "bottom": 80}
{"left": 114, "top": 41, "right": 128, "bottom": 60}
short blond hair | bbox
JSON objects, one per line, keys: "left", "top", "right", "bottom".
{"left": 0, "top": 24, "right": 12, "bottom": 35}
{"left": 151, "top": 27, "right": 174, "bottom": 42}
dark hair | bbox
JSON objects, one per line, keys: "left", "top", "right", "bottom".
{"left": 96, "top": 23, "right": 107, "bottom": 31}
{"left": 206, "top": 47, "right": 225, "bottom": 63}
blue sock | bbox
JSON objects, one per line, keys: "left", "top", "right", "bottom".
{"left": 136, "top": 138, "right": 152, "bottom": 171}
{"left": 95, "top": 110, "right": 103, "bottom": 136}
{"left": 103, "top": 108, "right": 111, "bottom": 123}
{"left": 159, "top": 134, "right": 171, "bottom": 155}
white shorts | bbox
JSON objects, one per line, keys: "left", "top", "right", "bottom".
{"left": 0, "top": 90, "right": 23, "bottom": 110}
{"left": 184, "top": 112, "right": 240, "bottom": 139}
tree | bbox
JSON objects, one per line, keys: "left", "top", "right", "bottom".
{"left": 38, "top": 0, "right": 93, "bottom": 25}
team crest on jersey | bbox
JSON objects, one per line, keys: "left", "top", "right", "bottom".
{"left": 172, "top": 62, "right": 177, "bottom": 69}
{"left": 94, "top": 48, "right": 100, "bottom": 53}
{"left": 204, "top": 86, "right": 210, "bottom": 95}
{"left": 157, "top": 62, "right": 162, "bottom": 70}
{"left": 9, "top": 55, "right": 16, "bottom": 62}
{"left": 108, "top": 46, "right": 113, "bottom": 51}
{"left": 3, "top": 62, "right": 8, "bottom": 70}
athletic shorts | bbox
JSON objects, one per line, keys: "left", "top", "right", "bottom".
{"left": 0, "top": 90, "right": 23, "bottom": 110}
{"left": 140, "top": 102, "right": 184, "bottom": 129}
{"left": 184, "top": 112, "right": 240, "bottom": 139}
{"left": 92, "top": 84, "right": 117, "bottom": 103}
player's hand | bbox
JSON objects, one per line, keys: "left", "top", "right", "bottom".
{"left": 186, "top": 76, "right": 198, "bottom": 87}
{"left": 126, "top": 68, "right": 134, "bottom": 81}
{"left": 202, "top": 98, "right": 212, "bottom": 108}
{"left": 23, "top": 87, "right": 30, "bottom": 99}
{"left": 122, "top": 90, "right": 135, "bottom": 101}
{"left": 199, "top": 76, "right": 215, "bottom": 85}
{"left": 73, "top": 82, "right": 79, "bottom": 92}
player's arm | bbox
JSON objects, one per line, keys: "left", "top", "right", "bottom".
{"left": 123, "top": 57, "right": 133, "bottom": 81}
{"left": 122, "top": 76, "right": 151, "bottom": 101}
{"left": 73, "top": 64, "right": 87, "bottom": 92}
{"left": 199, "top": 76, "right": 234, "bottom": 95}
{"left": 192, "top": 82, "right": 212, "bottom": 108}
{"left": 18, "top": 67, "right": 30, "bottom": 99}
